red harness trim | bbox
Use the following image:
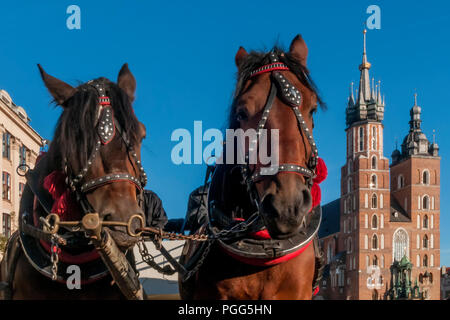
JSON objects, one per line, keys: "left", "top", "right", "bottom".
{"left": 221, "top": 239, "right": 312, "bottom": 267}
{"left": 250, "top": 63, "right": 290, "bottom": 78}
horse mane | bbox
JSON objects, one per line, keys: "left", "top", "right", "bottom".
{"left": 47, "top": 77, "right": 140, "bottom": 172}
{"left": 228, "top": 46, "right": 326, "bottom": 129}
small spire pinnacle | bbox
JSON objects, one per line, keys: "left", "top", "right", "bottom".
{"left": 414, "top": 91, "right": 418, "bottom": 106}
{"left": 363, "top": 29, "right": 367, "bottom": 55}
{"left": 371, "top": 78, "right": 375, "bottom": 99}
{"left": 377, "top": 80, "right": 382, "bottom": 102}
{"left": 433, "top": 129, "right": 436, "bottom": 144}
{"left": 350, "top": 81, "right": 355, "bottom": 99}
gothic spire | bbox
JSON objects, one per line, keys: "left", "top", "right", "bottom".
{"left": 357, "top": 29, "right": 371, "bottom": 103}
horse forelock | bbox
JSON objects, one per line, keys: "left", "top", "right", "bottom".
{"left": 48, "top": 77, "right": 140, "bottom": 173}
{"left": 228, "top": 46, "right": 325, "bottom": 129}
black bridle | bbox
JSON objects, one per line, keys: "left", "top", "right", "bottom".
{"left": 208, "top": 52, "right": 320, "bottom": 239}
{"left": 64, "top": 80, "right": 147, "bottom": 214}
{"left": 238, "top": 52, "right": 319, "bottom": 206}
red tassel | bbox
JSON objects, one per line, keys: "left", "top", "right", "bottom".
{"left": 313, "top": 157, "right": 328, "bottom": 184}
{"left": 43, "top": 171, "right": 81, "bottom": 221}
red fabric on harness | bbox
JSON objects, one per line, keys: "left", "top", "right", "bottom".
{"left": 43, "top": 171, "right": 82, "bottom": 221}
{"left": 225, "top": 158, "right": 328, "bottom": 267}
{"left": 33, "top": 154, "right": 100, "bottom": 264}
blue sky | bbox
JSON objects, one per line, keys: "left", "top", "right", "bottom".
{"left": 0, "top": 0, "right": 449, "bottom": 265}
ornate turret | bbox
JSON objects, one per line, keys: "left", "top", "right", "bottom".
{"left": 393, "top": 93, "right": 438, "bottom": 165}
{"left": 346, "top": 29, "right": 385, "bottom": 127}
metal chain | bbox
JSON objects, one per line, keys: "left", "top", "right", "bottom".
{"left": 137, "top": 239, "right": 176, "bottom": 275}
{"left": 140, "top": 228, "right": 209, "bottom": 242}
{"left": 50, "top": 235, "right": 60, "bottom": 281}
{"left": 210, "top": 212, "right": 260, "bottom": 240}
{"left": 182, "top": 239, "right": 213, "bottom": 282}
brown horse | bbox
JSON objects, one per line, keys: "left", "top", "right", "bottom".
{"left": 179, "top": 35, "right": 326, "bottom": 300}
{"left": 0, "top": 64, "right": 147, "bottom": 299}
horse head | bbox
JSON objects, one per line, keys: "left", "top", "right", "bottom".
{"left": 228, "top": 35, "right": 324, "bottom": 239}
{"left": 38, "top": 64, "right": 147, "bottom": 251}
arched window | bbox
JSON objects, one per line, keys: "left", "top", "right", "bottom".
{"left": 380, "top": 213, "right": 384, "bottom": 228}
{"left": 431, "top": 234, "right": 434, "bottom": 248}
{"left": 347, "top": 237, "right": 352, "bottom": 253}
{"left": 371, "top": 156, "right": 377, "bottom": 169}
{"left": 373, "top": 255, "right": 378, "bottom": 266}
{"left": 380, "top": 193, "right": 384, "bottom": 209}
{"left": 372, "top": 215, "right": 378, "bottom": 229}
{"left": 417, "top": 234, "right": 420, "bottom": 249}
{"left": 416, "top": 255, "right": 420, "bottom": 267}
{"left": 423, "top": 195, "right": 429, "bottom": 210}
{"left": 366, "top": 255, "right": 370, "bottom": 268}
{"left": 398, "top": 175, "right": 405, "bottom": 189}
{"left": 423, "top": 255, "right": 428, "bottom": 267}
{"left": 423, "top": 170, "right": 430, "bottom": 185}
{"left": 371, "top": 174, "right": 377, "bottom": 189}
{"left": 359, "top": 127, "right": 364, "bottom": 151}
{"left": 347, "top": 178, "right": 352, "bottom": 194}
{"left": 381, "top": 234, "right": 384, "bottom": 249}
{"left": 365, "top": 194, "right": 369, "bottom": 208}
{"left": 327, "top": 242, "right": 333, "bottom": 263}
{"left": 372, "top": 234, "right": 378, "bottom": 249}
{"left": 423, "top": 215, "right": 428, "bottom": 229}
{"left": 365, "top": 234, "right": 369, "bottom": 249}
{"left": 423, "top": 235, "right": 428, "bottom": 249}
{"left": 372, "top": 194, "right": 378, "bottom": 209}
{"left": 381, "top": 255, "right": 385, "bottom": 268}
{"left": 393, "top": 229, "right": 409, "bottom": 261}
{"left": 431, "top": 254, "right": 435, "bottom": 267}
{"left": 372, "top": 126, "right": 377, "bottom": 150}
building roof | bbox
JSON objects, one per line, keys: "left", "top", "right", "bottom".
{"left": 319, "top": 198, "right": 341, "bottom": 238}
{"left": 390, "top": 197, "right": 411, "bottom": 222}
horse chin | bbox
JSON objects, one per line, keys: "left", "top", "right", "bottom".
{"left": 106, "top": 228, "right": 138, "bottom": 251}
{"left": 264, "top": 223, "right": 302, "bottom": 240}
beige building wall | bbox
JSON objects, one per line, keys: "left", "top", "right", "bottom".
{"left": 0, "top": 89, "right": 43, "bottom": 246}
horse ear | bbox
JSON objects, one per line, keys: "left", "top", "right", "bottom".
{"left": 289, "top": 34, "right": 308, "bottom": 67}
{"left": 37, "top": 64, "right": 76, "bottom": 106}
{"left": 235, "top": 47, "right": 249, "bottom": 70}
{"left": 117, "top": 63, "right": 136, "bottom": 102}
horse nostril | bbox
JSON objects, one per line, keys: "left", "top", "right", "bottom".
{"left": 301, "top": 189, "right": 312, "bottom": 209}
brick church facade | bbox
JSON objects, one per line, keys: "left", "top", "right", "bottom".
{"left": 318, "top": 30, "right": 441, "bottom": 300}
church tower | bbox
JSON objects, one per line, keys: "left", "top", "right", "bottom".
{"left": 390, "top": 94, "right": 441, "bottom": 299}
{"left": 340, "top": 29, "right": 391, "bottom": 300}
